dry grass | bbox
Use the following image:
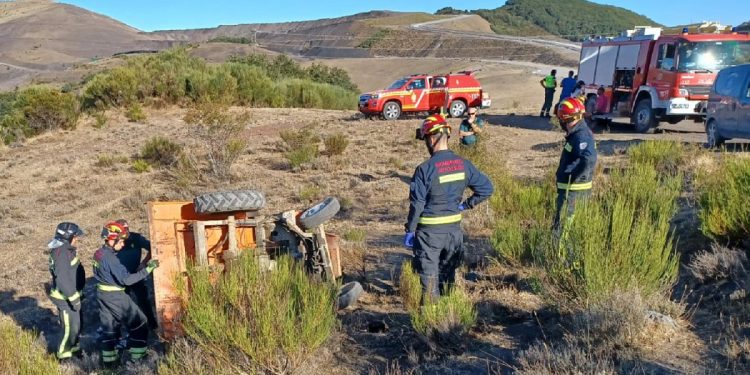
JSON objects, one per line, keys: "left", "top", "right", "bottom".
{"left": 688, "top": 243, "right": 747, "bottom": 283}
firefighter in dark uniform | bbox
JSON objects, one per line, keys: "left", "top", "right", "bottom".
{"left": 553, "top": 97, "right": 598, "bottom": 229}
{"left": 93, "top": 222, "right": 159, "bottom": 366}
{"left": 404, "top": 114, "right": 494, "bottom": 301}
{"left": 114, "top": 219, "right": 157, "bottom": 330}
{"left": 47, "top": 222, "right": 85, "bottom": 360}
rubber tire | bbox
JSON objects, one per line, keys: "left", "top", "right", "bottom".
{"left": 633, "top": 99, "right": 656, "bottom": 134}
{"left": 382, "top": 101, "right": 401, "bottom": 120}
{"left": 706, "top": 120, "right": 726, "bottom": 148}
{"left": 449, "top": 100, "right": 467, "bottom": 118}
{"left": 193, "top": 190, "right": 266, "bottom": 214}
{"left": 338, "top": 281, "right": 364, "bottom": 309}
{"left": 299, "top": 197, "right": 340, "bottom": 230}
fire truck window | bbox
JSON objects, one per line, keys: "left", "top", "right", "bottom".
{"left": 407, "top": 79, "right": 425, "bottom": 90}
{"left": 657, "top": 44, "right": 676, "bottom": 71}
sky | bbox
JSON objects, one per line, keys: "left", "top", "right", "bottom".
{"left": 58, "top": 0, "right": 750, "bottom": 32}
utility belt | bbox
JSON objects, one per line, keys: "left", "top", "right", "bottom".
{"left": 97, "top": 284, "right": 126, "bottom": 292}
{"left": 556, "top": 180, "right": 593, "bottom": 191}
{"left": 418, "top": 213, "right": 462, "bottom": 225}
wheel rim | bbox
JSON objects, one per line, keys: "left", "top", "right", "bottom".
{"left": 708, "top": 123, "right": 716, "bottom": 145}
{"left": 451, "top": 102, "right": 465, "bottom": 117}
{"left": 302, "top": 201, "right": 326, "bottom": 219}
{"left": 637, "top": 108, "right": 649, "bottom": 125}
{"left": 385, "top": 104, "right": 398, "bottom": 119}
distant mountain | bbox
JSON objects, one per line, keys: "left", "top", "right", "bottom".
{"left": 438, "top": 0, "right": 661, "bottom": 41}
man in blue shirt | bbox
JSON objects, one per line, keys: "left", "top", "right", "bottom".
{"left": 559, "top": 71, "right": 577, "bottom": 101}
{"left": 458, "top": 108, "right": 485, "bottom": 146}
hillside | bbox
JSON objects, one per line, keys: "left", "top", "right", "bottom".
{"left": 438, "top": 0, "right": 661, "bottom": 41}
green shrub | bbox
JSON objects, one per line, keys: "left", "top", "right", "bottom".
{"left": 286, "top": 146, "right": 319, "bottom": 169}
{"left": 357, "top": 29, "right": 393, "bottom": 49}
{"left": 0, "top": 316, "right": 61, "bottom": 375}
{"left": 15, "top": 86, "right": 80, "bottom": 133}
{"left": 545, "top": 164, "right": 681, "bottom": 302}
{"left": 140, "top": 136, "right": 183, "bottom": 167}
{"left": 297, "top": 185, "right": 322, "bottom": 203}
{"left": 208, "top": 36, "right": 254, "bottom": 44}
{"left": 131, "top": 159, "right": 151, "bottom": 173}
{"left": 399, "top": 261, "right": 423, "bottom": 313}
{"left": 92, "top": 111, "right": 107, "bottom": 128}
{"left": 627, "top": 140, "right": 687, "bottom": 175}
{"left": 163, "top": 254, "right": 337, "bottom": 374}
{"left": 696, "top": 157, "right": 750, "bottom": 241}
{"left": 126, "top": 102, "right": 146, "bottom": 122}
{"left": 343, "top": 228, "right": 367, "bottom": 243}
{"left": 324, "top": 132, "right": 349, "bottom": 156}
{"left": 280, "top": 127, "right": 320, "bottom": 169}
{"left": 277, "top": 79, "right": 357, "bottom": 110}
{"left": 95, "top": 153, "right": 129, "bottom": 168}
{"left": 184, "top": 104, "right": 248, "bottom": 180}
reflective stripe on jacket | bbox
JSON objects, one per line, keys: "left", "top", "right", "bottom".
{"left": 556, "top": 120, "right": 597, "bottom": 190}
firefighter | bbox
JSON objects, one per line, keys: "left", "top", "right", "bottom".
{"left": 93, "top": 222, "right": 159, "bottom": 366}
{"left": 47, "top": 222, "right": 85, "bottom": 360}
{"left": 114, "top": 219, "right": 157, "bottom": 330}
{"left": 539, "top": 69, "right": 557, "bottom": 118}
{"left": 553, "top": 97, "right": 598, "bottom": 230}
{"left": 404, "top": 114, "right": 494, "bottom": 302}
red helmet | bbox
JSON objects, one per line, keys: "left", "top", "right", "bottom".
{"left": 101, "top": 222, "right": 128, "bottom": 242}
{"left": 420, "top": 114, "right": 451, "bottom": 138}
{"left": 557, "top": 97, "right": 586, "bottom": 124}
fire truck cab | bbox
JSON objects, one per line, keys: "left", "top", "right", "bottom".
{"left": 358, "top": 71, "right": 491, "bottom": 120}
{"left": 578, "top": 26, "right": 750, "bottom": 133}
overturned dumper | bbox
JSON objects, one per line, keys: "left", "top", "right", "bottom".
{"left": 146, "top": 190, "right": 350, "bottom": 339}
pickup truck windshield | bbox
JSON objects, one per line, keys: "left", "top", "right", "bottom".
{"left": 678, "top": 40, "right": 750, "bottom": 73}
{"left": 387, "top": 78, "right": 409, "bottom": 90}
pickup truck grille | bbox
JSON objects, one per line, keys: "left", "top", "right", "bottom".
{"left": 683, "top": 85, "right": 711, "bottom": 96}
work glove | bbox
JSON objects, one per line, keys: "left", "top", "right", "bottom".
{"left": 459, "top": 203, "right": 466, "bottom": 211}
{"left": 403, "top": 232, "right": 415, "bottom": 249}
{"left": 146, "top": 259, "right": 160, "bottom": 273}
{"left": 69, "top": 299, "right": 81, "bottom": 312}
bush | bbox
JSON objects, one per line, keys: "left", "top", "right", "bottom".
{"left": 92, "top": 111, "right": 107, "bottom": 128}
{"left": 545, "top": 164, "right": 681, "bottom": 302}
{"left": 324, "top": 132, "right": 349, "bottom": 156}
{"left": 696, "top": 157, "right": 750, "bottom": 241}
{"left": 126, "top": 102, "right": 146, "bottom": 122}
{"left": 280, "top": 127, "right": 320, "bottom": 169}
{"left": 131, "top": 159, "right": 151, "bottom": 173}
{"left": 162, "top": 254, "right": 337, "bottom": 374}
{"left": 15, "top": 86, "right": 79, "bottom": 133}
{"left": 140, "top": 136, "right": 183, "bottom": 167}
{"left": 688, "top": 243, "right": 747, "bottom": 283}
{"left": 627, "top": 140, "right": 687, "bottom": 175}
{"left": 399, "top": 261, "right": 422, "bottom": 312}
{"left": 184, "top": 104, "right": 248, "bottom": 180}
{"left": 0, "top": 316, "right": 61, "bottom": 375}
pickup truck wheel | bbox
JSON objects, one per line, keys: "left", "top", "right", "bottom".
{"left": 449, "top": 100, "right": 467, "bottom": 118}
{"left": 633, "top": 99, "right": 656, "bottom": 134}
{"left": 193, "top": 190, "right": 266, "bottom": 214}
{"left": 706, "top": 120, "right": 726, "bottom": 148}
{"left": 299, "top": 197, "right": 340, "bottom": 230}
{"left": 382, "top": 102, "right": 401, "bottom": 120}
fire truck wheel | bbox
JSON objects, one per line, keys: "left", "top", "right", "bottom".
{"left": 449, "top": 100, "right": 467, "bottom": 118}
{"left": 193, "top": 190, "right": 266, "bottom": 214}
{"left": 338, "top": 281, "right": 364, "bottom": 309}
{"left": 382, "top": 101, "right": 401, "bottom": 120}
{"left": 633, "top": 99, "right": 656, "bottom": 134}
{"left": 299, "top": 196, "right": 340, "bottom": 230}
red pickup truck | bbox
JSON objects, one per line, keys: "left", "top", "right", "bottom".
{"left": 358, "top": 71, "right": 491, "bottom": 120}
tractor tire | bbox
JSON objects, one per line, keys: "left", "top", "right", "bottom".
{"left": 299, "top": 197, "right": 340, "bottom": 230}
{"left": 337, "top": 281, "right": 364, "bottom": 309}
{"left": 448, "top": 100, "right": 467, "bottom": 118}
{"left": 193, "top": 190, "right": 266, "bottom": 214}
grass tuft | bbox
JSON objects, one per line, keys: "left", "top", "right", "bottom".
{"left": 695, "top": 156, "right": 750, "bottom": 241}
{"left": 0, "top": 316, "right": 61, "bottom": 375}
{"left": 131, "top": 159, "right": 151, "bottom": 173}
{"left": 324, "top": 132, "right": 349, "bottom": 156}
{"left": 140, "top": 136, "right": 183, "bottom": 167}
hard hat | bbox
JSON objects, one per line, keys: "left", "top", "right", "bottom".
{"left": 420, "top": 114, "right": 451, "bottom": 139}
{"left": 101, "top": 222, "right": 128, "bottom": 242}
{"left": 557, "top": 97, "right": 586, "bottom": 124}
{"left": 54, "top": 222, "right": 84, "bottom": 242}
{"left": 115, "top": 219, "right": 131, "bottom": 239}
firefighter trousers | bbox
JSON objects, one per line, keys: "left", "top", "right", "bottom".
{"left": 97, "top": 289, "right": 149, "bottom": 364}
{"left": 126, "top": 280, "right": 158, "bottom": 330}
{"left": 50, "top": 298, "right": 81, "bottom": 359}
{"left": 553, "top": 188, "right": 591, "bottom": 230}
{"left": 412, "top": 229, "right": 464, "bottom": 302}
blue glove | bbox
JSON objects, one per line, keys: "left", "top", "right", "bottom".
{"left": 403, "top": 232, "right": 415, "bottom": 248}
{"left": 459, "top": 203, "right": 466, "bottom": 211}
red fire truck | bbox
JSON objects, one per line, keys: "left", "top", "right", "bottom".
{"left": 578, "top": 26, "right": 750, "bottom": 132}
{"left": 358, "top": 71, "right": 491, "bottom": 120}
